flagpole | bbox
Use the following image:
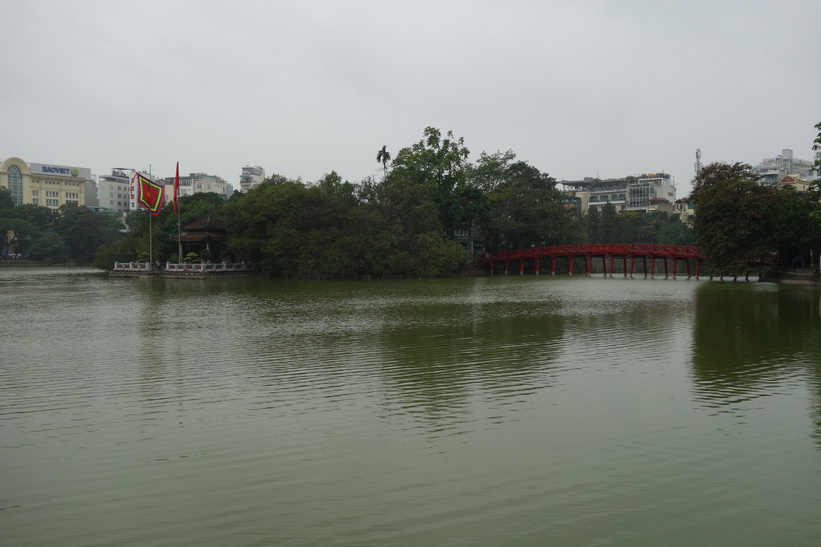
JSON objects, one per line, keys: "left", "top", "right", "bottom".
{"left": 149, "top": 165, "right": 153, "bottom": 267}
{"left": 175, "top": 162, "right": 182, "bottom": 262}
{"left": 177, "top": 208, "right": 182, "bottom": 262}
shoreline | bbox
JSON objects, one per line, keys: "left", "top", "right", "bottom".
{"left": 760, "top": 267, "right": 821, "bottom": 286}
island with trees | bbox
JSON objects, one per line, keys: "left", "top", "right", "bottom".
{"left": 3, "top": 124, "right": 820, "bottom": 281}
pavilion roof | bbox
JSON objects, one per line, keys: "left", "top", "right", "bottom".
{"left": 181, "top": 214, "right": 226, "bottom": 232}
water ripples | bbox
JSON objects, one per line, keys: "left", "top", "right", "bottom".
{"left": 2, "top": 271, "right": 821, "bottom": 545}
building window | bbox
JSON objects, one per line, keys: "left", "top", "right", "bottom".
{"left": 32, "top": 198, "right": 39, "bottom": 205}
{"left": 7, "top": 165, "right": 23, "bottom": 205}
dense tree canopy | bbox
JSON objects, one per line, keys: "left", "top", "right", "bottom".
{"left": 690, "top": 161, "right": 821, "bottom": 275}
{"left": 1, "top": 197, "right": 120, "bottom": 263}
{"left": 690, "top": 162, "right": 777, "bottom": 275}
{"left": 481, "top": 159, "right": 582, "bottom": 249}
{"left": 810, "top": 121, "right": 821, "bottom": 223}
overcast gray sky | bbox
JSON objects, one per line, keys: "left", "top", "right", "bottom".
{"left": 2, "top": 0, "right": 818, "bottom": 196}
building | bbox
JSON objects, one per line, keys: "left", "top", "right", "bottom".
{"left": 674, "top": 198, "right": 695, "bottom": 226}
{"left": 173, "top": 214, "right": 228, "bottom": 259}
{"left": 83, "top": 179, "right": 100, "bottom": 208}
{"left": 239, "top": 166, "right": 265, "bottom": 192}
{"left": 1, "top": 157, "right": 90, "bottom": 209}
{"left": 752, "top": 149, "right": 816, "bottom": 186}
{"left": 777, "top": 175, "right": 812, "bottom": 192}
{"left": 561, "top": 172, "right": 676, "bottom": 215}
{"left": 159, "top": 172, "right": 233, "bottom": 200}
{"left": 97, "top": 168, "right": 133, "bottom": 213}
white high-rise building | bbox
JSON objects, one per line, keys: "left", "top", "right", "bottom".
{"left": 561, "top": 172, "right": 676, "bottom": 215}
{"left": 752, "top": 149, "right": 815, "bottom": 185}
{"left": 239, "top": 166, "right": 266, "bottom": 192}
{"left": 159, "top": 172, "right": 234, "bottom": 200}
{"left": 98, "top": 168, "right": 133, "bottom": 213}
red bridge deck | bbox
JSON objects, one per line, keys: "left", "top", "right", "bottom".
{"left": 476, "top": 244, "right": 706, "bottom": 278}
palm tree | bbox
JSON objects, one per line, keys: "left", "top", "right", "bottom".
{"left": 376, "top": 145, "right": 391, "bottom": 180}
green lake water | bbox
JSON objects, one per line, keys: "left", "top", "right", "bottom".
{"left": 2, "top": 268, "right": 820, "bottom": 546}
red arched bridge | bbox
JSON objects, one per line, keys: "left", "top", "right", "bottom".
{"left": 476, "top": 244, "right": 707, "bottom": 278}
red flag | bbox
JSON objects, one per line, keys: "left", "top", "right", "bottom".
{"left": 173, "top": 162, "right": 180, "bottom": 213}
{"left": 135, "top": 172, "right": 164, "bottom": 215}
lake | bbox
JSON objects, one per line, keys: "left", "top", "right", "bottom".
{"left": 2, "top": 268, "right": 820, "bottom": 546}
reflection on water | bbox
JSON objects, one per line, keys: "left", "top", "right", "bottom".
{"left": 2, "top": 269, "right": 821, "bottom": 546}
{"left": 691, "top": 283, "right": 821, "bottom": 442}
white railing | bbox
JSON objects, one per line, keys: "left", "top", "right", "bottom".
{"left": 112, "top": 262, "right": 252, "bottom": 273}
{"left": 112, "top": 262, "right": 153, "bottom": 272}
{"left": 164, "top": 262, "right": 251, "bottom": 273}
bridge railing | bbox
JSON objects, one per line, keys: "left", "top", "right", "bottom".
{"left": 479, "top": 244, "right": 704, "bottom": 263}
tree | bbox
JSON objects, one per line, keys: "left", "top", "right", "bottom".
{"left": 221, "top": 180, "right": 306, "bottom": 269}
{"left": 657, "top": 218, "right": 696, "bottom": 245}
{"left": 771, "top": 186, "right": 821, "bottom": 266}
{"left": 54, "top": 204, "right": 120, "bottom": 263}
{"left": 470, "top": 150, "right": 517, "bottom": 193}
{"left": 808, "top": 121, "right": 821, "bottom": 223}
{"left": 376, "top": 145, "right": 391, "bottom": 181}
{"left": 599, "top": 202, "right": 617, "bottom": 243}
{"left": 814, "top": 121, "right": 821, "bottom": 174}
{"left": 389, "top": 127, "right": 472, "bottom": 237}
{"left": 26, "top": 230, "right": 69, "bottom": 261}
{"left": 0, "top": 218, "right": 39, "bottom": 256}
{"left": 481, "top": 160, "right": 575, "bottom": 249}
{"left": 690, "top": 162, "right": 779, "bottom": 276}
{"left": 585, "top": 206, "right": 600, "bottom": 243}
{"left": 0, "top": 187, "right": 13, "bottom": 211}
{"left": 12, "top": 204, "right": 57, "bottom": 232}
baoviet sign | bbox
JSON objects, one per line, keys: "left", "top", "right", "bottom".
{"left": 30, "top": 163, "right": 91, "bottom": 179}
